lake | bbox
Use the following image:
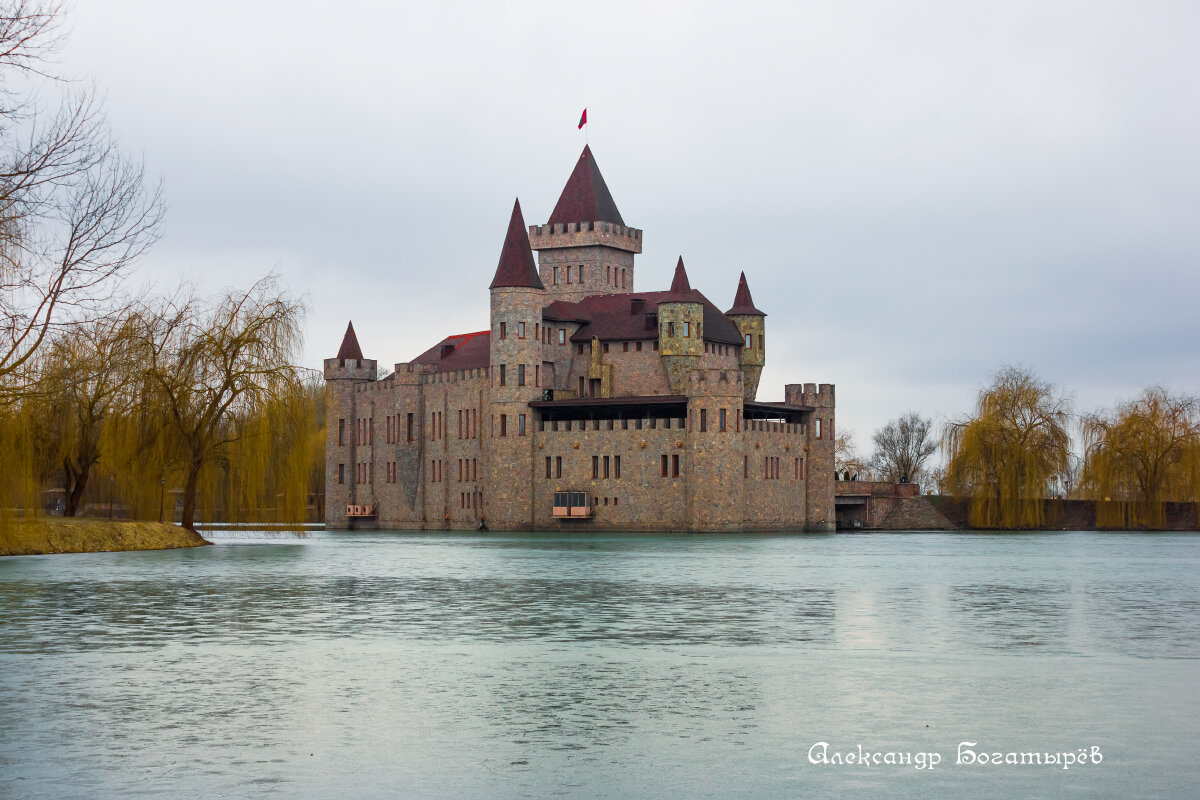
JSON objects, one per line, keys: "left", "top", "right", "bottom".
{"left": 1, "top": 530, "right": 1198, "bottom": 798}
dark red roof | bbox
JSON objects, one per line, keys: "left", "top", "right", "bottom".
{"left": 547, "top": 145, "right": 625, "bottom": 226}
{"left": 337, "top": 321, "right": 364, "bottom": 360}
{"left": 412, "top": 330, "right": 491, "bottom": 371}
{"left": 662, "top": 256, "right": 704, "bottom": 303}
{"left": 543, "top": 290, "right": 744, "bottom": 346}
{"left": 726, "top": 271, "right": 766, "bottom": 316}
{"left": 490, "top": 199, "right": 544, "bottom": 290}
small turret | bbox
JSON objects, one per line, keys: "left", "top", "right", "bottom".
{"left": 725, "top": 272, "right": 766, "bottom": 400}
{"left": 325, "top": 320, "right": 377, "bottom": 381}
{"left": 658, "top": 257, "right": 704, "bottom": 394}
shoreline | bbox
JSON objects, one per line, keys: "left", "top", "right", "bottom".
{"left": 0, "top": 519, "right": 210, "bottom": 556}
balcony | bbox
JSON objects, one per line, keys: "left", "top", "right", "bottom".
{"left": 552, "top": 490, "right": 592, "bottom": 519}
{"left": 346, "top": 504, "right": 377, "bottom": 518}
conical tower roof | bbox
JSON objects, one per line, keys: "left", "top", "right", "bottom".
{"left": 662, "top": 256, "right": 703, "bottom": 303}
{"left": 489, "top": 198, "right": 544, "bottom": 290}
{"left": 337, "top": 321, "right": 363, "bottom": 360}
{"left": 547, "top": 145, "right": 625, "bottom": 226}
{"left": 726, "top": 271, "right": 766, "bottom": 316}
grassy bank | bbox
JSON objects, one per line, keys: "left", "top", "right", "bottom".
{"left": 0, "top": 518, "right": 210, "bottom": 556}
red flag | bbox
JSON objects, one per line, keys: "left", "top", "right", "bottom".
{"left": 578, "top": 108, "right": 587, "bottom": 129}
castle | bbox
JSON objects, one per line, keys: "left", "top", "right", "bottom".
{"left": 324, "top": 146, "right": 835, "bottom": 531}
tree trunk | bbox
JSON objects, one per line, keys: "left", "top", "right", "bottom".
{"left": 66, "top": 471, "right": 88, "bottom": 517}
{"left": 180, "top": 460, "right": 202, "bottom": 531}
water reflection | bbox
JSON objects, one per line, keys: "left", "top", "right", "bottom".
{"left": 1, "top": 531, "right": 1198, "bottom": 799}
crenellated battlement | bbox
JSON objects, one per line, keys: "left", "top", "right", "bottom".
{"left": 528, "top": 221, "right": 643, "bottom": 254}
{"left": 324, "top": 357, "right": 377, "bottom": 382}
{"left": 786, "top": 382, "right": 836, "bottom": 408}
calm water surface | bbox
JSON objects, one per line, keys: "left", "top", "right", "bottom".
{"left": 1, "top": 530, "right": 1198, "bottom": 799}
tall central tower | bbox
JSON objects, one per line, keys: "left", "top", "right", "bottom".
{"left": 529, "top": 145, "right": 642, "bottom": 303}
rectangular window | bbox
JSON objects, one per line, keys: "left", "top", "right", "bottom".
{"left": 682, "top": 321, "right": 690, "bottom": 337}
{"left": 592, "top": 456, "right": 599, "bottom": 479}
{"left": 459, "top": 460, "right": 463, "bottom": 481}
{"left": 614, "top": 456, "right": 621, "bottom": 478}
{"left": 338, "top": 463, "right": 345, "bottom": 484}
{"left": 499, "top": 364, "right": 506, "bottom": 386}
{"left": 535, "top": 323, "right": 539, "bottom": 340}
{"left": 603, "top": 342, "right": 609, "bottom": 353}
{"left": 518, "top": 321, "right": 525, "bottom": 339}
{"left": 500, "top": 321, "right": 507, "bottom": 339}
{"left": 518, "top": 414, "right": 526, "bottom": 436}
{"left": 553, "top": 266, "right": 558, "bottom": 284}
{"left": 565, "top": 267, "right": 571, "bottom": 284}
{"left": 623, "top": 342, "right": 629, "bottom": 352}
{"left": 518, "top": 364, "right": 526, "bottom": 386}
{"left": 576, "top": 343, "right": 584, "bottom": 355}
{"left": 661, "top": 454, "right": 668, "bottom": 477}
{"left": 369, "top": 417, "right": 374, "bottom": 442}
{"left": 744, "top": 455, "right": 748, "bottom": 478}
{"left": 719, "top": 408, "right": 727, "bottom": 431}
{"left": 579, "top": 376, "right": 586, "bottom": 396}
{"left": 338, "top": 418, "right": 345, "bottom": 445}
{"left": 555, "top": 456, "right": 562, "bottom": 478}
{"left": 746, "top": 333, "right": 752, "bottom": 348}
{"left": 668, "top": 322, "right": 675, "bottom": 337}
{"left": 815, "top": 418, "right": 823, "bottom": 439}
{"left": 636, "top": 341, "right": 642, "bottom": 351}
{"left": 700, "top": 409, "right": 707, "bottom": 432}
{"left": 558, "top": 329, "right": 566, "bottom": 345}
{"left": 545, "top": 457, "right": 552, "bottom": 479}
{"left": 795, "top": 458, "right": 799, "bottom": 479}
{"left": 603, "top": 455, "right": 610, "bottom": 478}
{"left": 500, "top": 414, "right": 507, "bottom": 436}
{"left": 407, "top": 413, "right": 414, "bottom": 441}
{"left": 672, "top": 454, "right": 680, "bottom": 478}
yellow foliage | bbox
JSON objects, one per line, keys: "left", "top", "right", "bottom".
{"left": 1081, "top": 387, "right": 1200, "bottom": 528}
{"left": 944, "top": 366, "right": 1072, "bottom": 528}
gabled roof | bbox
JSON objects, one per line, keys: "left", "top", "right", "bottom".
{"left": 337, "top": 321, "right": 364, "bottom": 360}
{"left": 547, "top": 145, "right": 625, "bottom": 227}
{"left": 543, "top": 290, "right": 744, "bottom": 345}
{"left": 412, "top": 330, "right": 491, "bottom": 371}
{"left": 661, "top": 257, "right": 704, "bottom": 304}
{"left": 490, "top": 198, "right": 544, "bottom": 290}
{"left": 726, "top": 271, "right": 766, "bottom": 316}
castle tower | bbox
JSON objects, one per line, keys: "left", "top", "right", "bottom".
{"left": 323, "top": 321, "right": 378, "bottom": 528}
{"left": 686, "top": 368, "right": 746, "bottom": 531}
{"left": 786, "top": 382, "right": 837, "bottom": 532}
{"left": 726, "top": 271, "right": 766, "bottom": 400}
{"left": 528, "top": 145, "right": 642, "bottom": 303}
{"left": 487, "top": 199, "right": 544, "bottom": 530}
{"left": 658, "top": 257, "right": 704, "bottom": 395}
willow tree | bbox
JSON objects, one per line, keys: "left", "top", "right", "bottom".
{"left": 126, "top": 278, "right": 306, "bottom": 530}
{"left": 943, "top": 366, "right": 1072, "bottom": 528}
{"left": 1081, "top": 388, "right": 1200, "bottom": 528}
{"left": 34, "top": 313, "right": 136, "bottom": 515}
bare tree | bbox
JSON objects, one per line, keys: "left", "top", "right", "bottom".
{"left": 0, "top": 1, "right": 163, "bottom": 391}
{"left": 130, "top": 278, "right": 306, "bottom": 530}
{"left": 871, "top": 411, "right": 938, "bottom": 485}
{"left": 834, "top": 430, "right": 870, "bottom": 480}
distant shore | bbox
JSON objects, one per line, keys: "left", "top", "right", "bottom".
{"left": 0, "top": 519, "right": 209, "bottom": 556}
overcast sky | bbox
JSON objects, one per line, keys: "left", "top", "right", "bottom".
{"left": 58, "top": 0, "right": 1200, "bottom": 457}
